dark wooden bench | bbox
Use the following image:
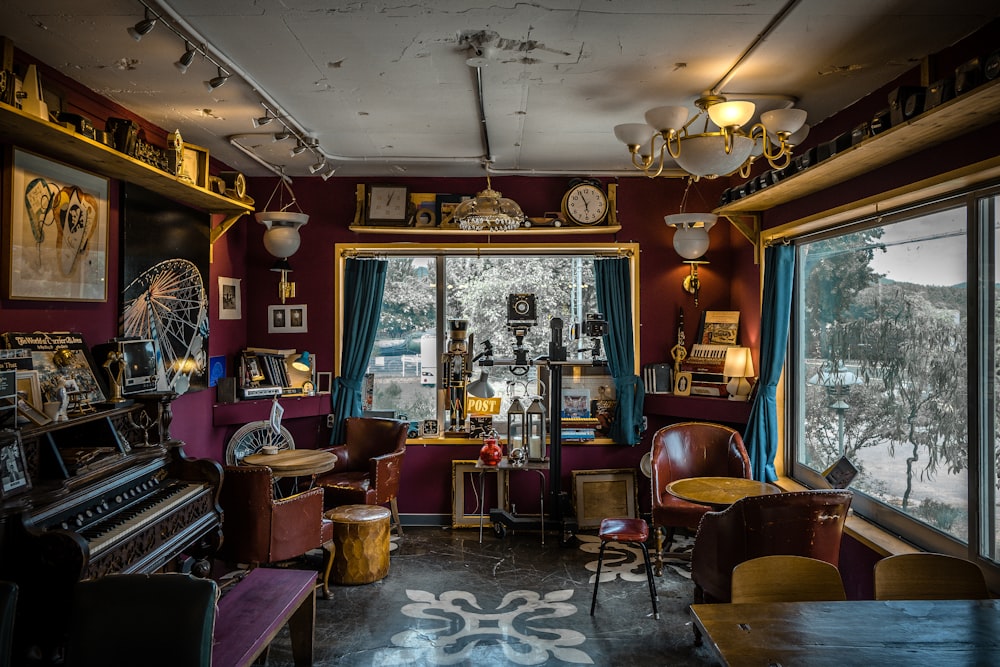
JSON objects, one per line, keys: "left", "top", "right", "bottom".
{"left": 213, "top": 567, "right": 316, "bottom": 667}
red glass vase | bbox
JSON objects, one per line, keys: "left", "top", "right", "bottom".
{"left": 479, "top": 436, "right": 503, "bottom": 466}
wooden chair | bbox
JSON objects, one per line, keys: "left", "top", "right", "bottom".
{"left": 874, "top": 553, "right": 990, "bottom": 600}
{"left": 731, "top": 555, "right": 847, "bottom": 603}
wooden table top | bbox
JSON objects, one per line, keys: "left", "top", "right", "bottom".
{"left": 691, "top": 599, "right": 1000, "bottom": 666}
{"left": 243, "top": 449, "right": 337, "bottom": 478}
{"left": 666, "top": 476, "right": 782, "bottom": 508}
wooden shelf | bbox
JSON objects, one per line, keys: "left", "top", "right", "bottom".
{"left": 348, "top": 224, "right": 622, "bottom": 236}
{"left": 213, "top": 395, "right": 327, "bottom": 426}
{"left": 644, "top": 393, "right": 752, "bottom": 425}
{"left": 716, "top": 77, "right": 1000, "bottom": 215}
{"left": 0, "top": 102, "right": 254, "bottom": 215}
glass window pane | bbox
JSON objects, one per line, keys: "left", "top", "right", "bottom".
{"left": 798, "top": 207, "right": 969, "bottom": 543}
{"left": 991, "top": 194, "right": 1000, "bottom": 561}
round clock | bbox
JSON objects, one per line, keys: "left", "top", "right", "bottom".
{"left": 219, "top": 171, "right": 247, "bottom": 199}
{"left": 561, "top": 179, "right": 608, "bottom": 225}
{"left": 302, "top": 380, "right": 315, "bottom": 395}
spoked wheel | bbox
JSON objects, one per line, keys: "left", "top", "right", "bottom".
{"left": 225, "top": 421, "right": 296, "bottom": 465}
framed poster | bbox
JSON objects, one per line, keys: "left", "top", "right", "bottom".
{"left": 572, "top": 468, "right": 637, "bottom": 529}
{"left": 5, "top": 148, "right": 109, "bottom": 301}
{"left": 0, "top": 432, "right": 32, "bottom": 499}
{"left": 268, "top": 304, "right": 308, "bottom": 333}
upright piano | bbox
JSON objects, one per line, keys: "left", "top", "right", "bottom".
{"left": 0, "top": 395, "right": 223, "bottom": 664}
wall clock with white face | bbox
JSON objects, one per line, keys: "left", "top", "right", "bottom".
{"left": 366, "top": 184, "right": 410, "bottom": 224}
{"left": 561, "top": 179, "right": 608, "bottom": 225}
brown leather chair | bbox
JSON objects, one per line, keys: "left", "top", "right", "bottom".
{"left": 218, "top": 465, "right": 335, "bottom": 594}
{"left": 316, "top": 417, "right": 408, "bottom": 536}
{"left": 691, "top": 489, "right": 853, "bottom": 604}
{"left": 650, "top": 421, "right": 752, "bottom": 572}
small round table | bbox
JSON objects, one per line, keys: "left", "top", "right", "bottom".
{"left": 667, "top": 476, "right": 782, "bottom": 510}
{"left": 243, "top": 449, "right": 337, "bottom": 496}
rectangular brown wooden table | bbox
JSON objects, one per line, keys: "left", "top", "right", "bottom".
{"left": 691, "top": 598, "right": 1000, "bottom": 666}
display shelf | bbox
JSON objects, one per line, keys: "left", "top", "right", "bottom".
{"left": 213, "top": 395, "right": 327, "bottom": 426}
{"left": 644, "top": 393, "right": 752, "bottom": 425}
{"left": 0, "top": 101, "right": 253, "bottom": 215}
{"left": 716, "top": 77, "right": 1000, "bottom": 215}
{"left": 348, "top": 224, "right": 622, "bottom": 236}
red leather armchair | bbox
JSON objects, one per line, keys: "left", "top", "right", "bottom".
{"left": 650, "top": 421, "right": 751, "bottom": 571}
{"left": 217, "top": 465, "right": 334, "bottom": 569}
{"left": 691, "top": 489, "right": 853, "bottom": 603}
{"left": 316, "top": 417, "right": 408, "bottom": 536}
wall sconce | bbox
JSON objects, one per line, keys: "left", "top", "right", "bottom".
{"left": 724, "top": 346, "right": 755, "bottom": 401}
{"left": 270, "top": 258, "right": 295, "bottom": 303}
{"left": 682, "top": 260, "right": 708, "bottom": 306}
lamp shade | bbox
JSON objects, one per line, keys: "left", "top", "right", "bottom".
{"left": 467, "top": 370, "right": 495, "bottom": 398}
{"left": 724, "top": 347, "right": 754, "bottom": 378}
{"left": 760, "top": 108, "right": 807, "bottom": 135}
{"left": 292, "top": 351, "right": 311, "bottom": 371}
{"left": 671, "top": 226, "right": 710, "bottom": 259}
{"left": 613, "top": 122, "right": 655, "bottom": 147}
{"left": 262, "top": 226, "right": 301, "bottom": 259}
{"left": 644, "top": 105, "right": 689, "bottom": 133}
{"left": 673, "top": 133, "right": 755, "bottom": 178}
{"left": 707, "top": 100, "right": 755, "bottom": 129}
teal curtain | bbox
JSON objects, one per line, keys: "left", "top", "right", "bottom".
{"left": 594, "top": 256, "right": 644, "bottom": 445}
{"left": 329, "top": 258, "right": 388, "bottom": 445}
{"left": 744, "top": 244, "right": 795, "bottom": 481}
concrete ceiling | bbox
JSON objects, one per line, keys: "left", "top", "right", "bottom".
{"left": 1, "top": 1, "right": 997, "bottom": 179}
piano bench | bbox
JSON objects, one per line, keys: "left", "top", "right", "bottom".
{"left": 213, "top": 567, "right": 316, "bottom": 667}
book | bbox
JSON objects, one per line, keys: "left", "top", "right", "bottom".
{"left": 1, "top": 332, "right": 105, "bottom": 405}
{"left": 698, "top": 311, "right": 740, "bottom": 346}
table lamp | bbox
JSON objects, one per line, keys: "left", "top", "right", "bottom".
{"left": 724, "top": 346, "right": 754, "bottom": 401}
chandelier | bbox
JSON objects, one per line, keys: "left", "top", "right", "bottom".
{"left": 453, "top": 171, "right": 526, "bottom": 232}
{"left": 614, "top": 93, "right": 809, "bottom": 180}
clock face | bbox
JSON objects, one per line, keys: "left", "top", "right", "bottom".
{"left": 562, "top": 183, "right": 608, "bottom": 225}
{"left": 367, "top": 185, "right": 409, "bottom": 223}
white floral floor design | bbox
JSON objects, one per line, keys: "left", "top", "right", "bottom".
{"left": 382, "top": 589, "right": 593, "bottom": 665}
{"left": 576, "top": 532, "right": 693, "bottom": 582}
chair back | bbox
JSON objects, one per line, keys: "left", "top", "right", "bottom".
{"left": 342, "top": 417, "right": 408, "bottom": 471}
{"left": 650, "top": 422, "right": 751, "bottom": 509}
{"left": 732, "top": 555, "right": 847, "bottom": 603}
{"left": 874, "top": 553, "right": 990, "bottom": 600}
{"left": 66, "top": 574, "right": 217, "bottom": 666}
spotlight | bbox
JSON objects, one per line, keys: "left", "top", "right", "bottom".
{"left": 320, "top": 167, "right": 337, "bottom": 181}
{"left": 290, "top": 142, "right": 307, "bottom": 156}
{"left": 273, "top": 130, "right": 292, "bottom": 141}
{"left": 127, "top": 10, "right": 157, "bottom": 41}
{"left": 175, "top": 42, "right": 196, "bottom": 73}
{"left": 205, "top": 67, "right": 229, "bottom": 91}
{"left": 252, "top": 113, "right": 274, "bottom": 128}
{"left": 309, "top": 159, "right": 327, "bottom": 174}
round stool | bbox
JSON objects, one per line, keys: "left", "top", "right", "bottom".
{"left": 324, "top": 504, "right": 391, "bottom": 585}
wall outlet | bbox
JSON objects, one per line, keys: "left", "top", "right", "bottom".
{"left": 326, "top": 414, "right": 336, "bottom": 428}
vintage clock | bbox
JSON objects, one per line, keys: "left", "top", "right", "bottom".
{"left": 366, "top": 184, "right": 410, "bottom": 225}
{"left": 560, "top": 178, "right": 608, "bottom": 226}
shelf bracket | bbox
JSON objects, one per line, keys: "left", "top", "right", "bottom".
{"left": 721, "top": 213, "right": 761, "bottom": 264}
{"left": 210, "top": 212, "right": 250, "bottom": 262}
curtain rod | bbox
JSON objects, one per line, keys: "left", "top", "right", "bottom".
{"left": 339, "top": 245, "right": 634, "bottom": 259}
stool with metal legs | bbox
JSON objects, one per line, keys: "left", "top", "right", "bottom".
{"left": 590, "top": 517, "right": 659, "bottom": 619}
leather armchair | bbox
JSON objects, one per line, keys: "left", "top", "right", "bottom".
{"left": 691, "top": 489, "right": 853, "bottom": 603}
{"left": 218, "top": 465, "right": 334, "bottom": 567}
{"left": 650, "top": 421, "right": 751, "bottom": 570}
{"left": 316, "top": 417, "right": 408, "bottom": 536}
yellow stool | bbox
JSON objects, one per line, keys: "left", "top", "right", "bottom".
{"left": 324, "top": 505, "right": 391, "bottom": 585}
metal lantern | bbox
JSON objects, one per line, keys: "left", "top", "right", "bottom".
{"left": 526, "top": 397, "right": 547, "bottom": 461}
{"left": 506, "top": 397, "right": 526, "bottom": 455}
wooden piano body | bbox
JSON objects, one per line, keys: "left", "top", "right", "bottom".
{"left": 0, "top": 395, "right": 222, "bottom": 664}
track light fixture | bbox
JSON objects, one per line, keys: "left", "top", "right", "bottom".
{"left": 252, "top": 113, "right": 274, "bottom": 128}
{"left": 127, "top": 10, "right": 157, "bottom": 41}
{"left": 320, "top": 166, "right": 337, "bottom": 181}
{"left": 175, "top": 42, "right": 196, "bottom": 73}
{"left": 308, "top": 159, "right": 327, "bottom": 174}
{"left": 290, "top": 142, "right": 308, "bottom": 157}
{"left": 205, "top": 67, "right": 230, "bottom": 91}
{"left": 273, "top": 130, "right": 292, "bottom": 141}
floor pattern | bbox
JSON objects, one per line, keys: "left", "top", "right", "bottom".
{"left": 257, "top": 525, "right": 715, "bottom": 666}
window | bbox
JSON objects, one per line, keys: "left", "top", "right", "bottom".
{"left": 788, "top": 186, "right": 1000, "bottom": 574}
{"left": 335, "top": 243, "right": 637, "bottom": 432}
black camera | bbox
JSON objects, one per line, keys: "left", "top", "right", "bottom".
{"left": 583, "top": 313, "right": 608, "bottom": 337}
{"left": 507, "top": 293, "right": 537, "bottom": 325}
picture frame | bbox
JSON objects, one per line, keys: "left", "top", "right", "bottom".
{"left": 16, "top": 396, "right": 51, "bottom": 426}
{"left": 268, "top": 304, "right": 309, "bottom": 334}
{"left": 316, "top": 371, "right": 333, "bottom": 394}
{"left": 561, "top": 388, "right": 591, "bottom": 418}
{"left": 15, "top": 370, "right": 42, "bottom": 411}
{"left": 572, "top": 468, "right": 637, "bottom": 529}
{"left": 451, "top": 460, "right": 509, "bottom": 528}
{"left": 181, "top": 142, "right": 209, "bottom": 189}
{"left": 5, "top": 148, "right": 110, "bottom": 301}
{"left": 0, "top": 431, "right": 32, "bottom": 499}
{"left": 365, "top": 184, "right": 410, "bottom": 225}
{"left": 218, "top": 276, "right": 242, "bottom": 320}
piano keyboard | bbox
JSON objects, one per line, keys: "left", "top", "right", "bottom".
{"left": 81, "top": 482, "right": 208, "bottom": 555}
{"left": 688, "top": 344, "right": 730, "bottom": 363}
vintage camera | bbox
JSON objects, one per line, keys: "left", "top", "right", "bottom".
{"left": 507, "top": 293, "right": 537, "bottom": 325}
{"left": 582, "top": 313, "right": 608, "bottom": 337}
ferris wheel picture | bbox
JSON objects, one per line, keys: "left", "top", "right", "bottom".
{"left": 122, "top": 258, "right": 209, "bottom": 395}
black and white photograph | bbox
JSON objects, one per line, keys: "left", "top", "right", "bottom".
{"left": 0, "top": 433, "right": 31, "bottom": 499}
{"left": 218, "top": 276, "right": 242, "bottom": 320}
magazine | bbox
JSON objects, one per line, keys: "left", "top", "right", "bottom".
{"left": 698, "top": 311, "right": 740, "bottom": 346}
{"left": 1, "top": 332, "right": 105, "bottom": 405}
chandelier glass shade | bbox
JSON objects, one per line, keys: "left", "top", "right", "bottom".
{"left": 453, "top": 173, "right": 526, "bottom": 232}
{"left": 614, "top": 94, "right": 808, "bottom": 180}
{"left": 256, "top": 176, "right": 309, "bottom": 259}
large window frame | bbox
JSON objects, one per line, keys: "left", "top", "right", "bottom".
{"left": 765, "top": 169, "right": 1000, "bottom": 588}
{"left": 332, "top": 242, "right": 640, "bottom": 422}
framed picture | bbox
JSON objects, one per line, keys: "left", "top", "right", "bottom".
{"left": 365, "top": 184, "right": 410, "bottom": 225}
{"left": 181, "top": 142, "right": 209, "bottom": 189}
{"left": 5, "top": 148, "right": 110, "bottom": 301}
{"left": 15, "top": 370, "right": 42, "bottom": 411}
{"left": 561, "top": 388, "right": 591, "bottom": 418}
{"left": 218, "top": 276, "right": 242, "bottom": 320}
{"left": 451, "top": 460, "right": 508, "bottom": 528}
{"left": 0, "top": 432, "right": 32, "bottom": 499}
{"left": 572, "top": 468, "right": 637, "bottom": 529}
{"left": 316, "top": 371, "right": 332, "bottom": 394}
{"left": 16, "top": 396, "right": 51, "bottom": 426}
{"left": 268, "top": 304, "right": 308, "bottom": 333}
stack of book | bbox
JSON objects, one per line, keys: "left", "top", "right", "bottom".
{"left": 643, "top": 363, "right": 674, "bottom": 394}
{"left": 562, "top": 417, "right": 599, "bottom": 442}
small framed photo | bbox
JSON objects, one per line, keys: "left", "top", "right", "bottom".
{"left": 15, "top": 370, "right": 42, "bottom": 411}
{"left": 561, "top": 388, "right": 591, "bottom": 418}
{"left": 218, "top": 276, "right": 242, "bottom": 320}
{"left": 365, "top": 184, "right": 410, "bottom": 225}
{"left": 181, "top": 142, "right": 210, "bottom": 189}
{"left": 421, "top": 419, "right": 439, "bottom": 437}
{"left": 268, "top": 305, "right": 308, "bottom": 334}
{"left": 16, "top": 396, "right": 51, "bottom": 426}
{"left": 1, "top": 432, "right": 32, "bottom": 499}
{"left": 316, "top": 371, "right": 333, "bottom": 394}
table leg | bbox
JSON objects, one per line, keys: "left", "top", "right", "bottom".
{"left": 478, "top": 469, "right": 486, "bottom": 544}
{"left": 533, "top": 468, "right": 546, "bottom": 546}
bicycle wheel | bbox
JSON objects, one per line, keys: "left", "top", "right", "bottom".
{"left": 225, "top": 420, "right": 296, "bottom": 465}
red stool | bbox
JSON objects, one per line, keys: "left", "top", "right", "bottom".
{"left": 590, "top": 517, "right": 659, "bottom": 619}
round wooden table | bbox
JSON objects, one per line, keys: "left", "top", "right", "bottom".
{"left": 666, "top": 476, "right": 782, "bottom": 509}
{"left": 243, "top": 449, "right": 337, "bottom": 479}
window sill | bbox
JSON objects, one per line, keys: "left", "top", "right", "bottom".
{"left": 775, "top": 476, "right": 920, "bottom": 558}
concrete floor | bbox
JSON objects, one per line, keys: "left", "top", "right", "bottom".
{"left": 255, "top": 525, "right": 717, "bottom": 666}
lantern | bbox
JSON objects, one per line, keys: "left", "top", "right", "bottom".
{"left": 506, "top": 397, "right": 525, "bottom": 455}
{"left": 526, "top": 397, "right": 547, "bottom": 461}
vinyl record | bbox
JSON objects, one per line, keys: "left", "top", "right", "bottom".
{"left": 640, "top": 452, "right": 652, "bottom": 478}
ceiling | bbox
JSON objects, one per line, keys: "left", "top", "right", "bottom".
{"left": 1, "top": 1, "right": 998, "bottom": 179}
